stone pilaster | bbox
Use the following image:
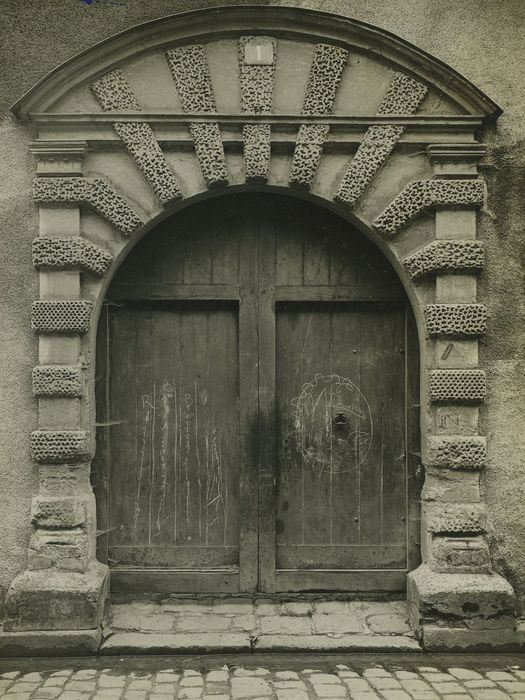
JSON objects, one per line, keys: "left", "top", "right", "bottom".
{"left": 407, "top": 143, "right": 517, "bottom": 651}
{"left": 3, "top": 142, "right": 108, "bottom": 648}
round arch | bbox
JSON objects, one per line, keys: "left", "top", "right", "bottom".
{"left": 5, "top": 3, "right": 517, "bottom": 654}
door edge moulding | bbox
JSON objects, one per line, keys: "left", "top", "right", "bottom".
{"left": 3, "top": 4, "right": 522, "bottom": 656}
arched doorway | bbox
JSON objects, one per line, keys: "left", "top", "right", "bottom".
{"left": 93, "top": 192, "right": 420, "bottom": 595}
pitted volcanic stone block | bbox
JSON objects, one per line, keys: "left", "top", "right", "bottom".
{"left": 32, "top": 237, "right": 113, "bottom": 276}
{"left": 32, "top": 365, "right": 83, "bottom": 398}
{"left": 33, "top": 177, "right": 142, "bottom": 236}
{"left": 289, "top": 124, "right": 329, "bottom": 188}
{"left": 91, "top": 71, "right": 182, "bottom": 204}
{"left": 428, "top": 535, "right": 492, "bottom": 574}
{"left": 335, "top": 72, "right": 427, "bottom": 207}
{"left": 238, "top": 36, "right": 276, "bottom": 113}
{"left": 404, "top": 240, "right": 485, "bottom": 279}
{"left": 31, "top": 497, "right": 86, "bottom": 529}
{"left": 374, "top": 179, "right": 485, "bottom": 236}
{"left": 113, "top": 123, "right": 182, "bottom": 204}
{"left": 90, "top": 70, "right": 141, "bottom": 111}
{"left": 31, "top": 300, "right": 93, "bottom": 334}
{"left": 425, "top": 303, "right": 487, "bottom": 337}
{"left": 428, "top": 369, "right": 486, "bottom": 403}
{"left": 166, "top": 45, "right": 216, "bottom": 112}
{"left": 302, "top": 44, "right": 349, "bottom": 115}
{"left": 166, "top": 45, "right": 228, "bottom": 188}
{"left": 239, "top": 36, "right": 276, "bottom": 183}
{"left": 427, "top": 436, "right": 487, "bottom": 469}
{"left": 242, "top": 124, "right": 271, "bottom": 182}
{"left": 289, "top": 44, "right": 348, "bottom": 189}
{"left": 31, "top": 430, "right": 91, "bottom": 463}
{"left": 190, "top": 123, "right": 229, "bottom": 188}
{"left": 426, "top": 503, "right": 486, "bottom": 535}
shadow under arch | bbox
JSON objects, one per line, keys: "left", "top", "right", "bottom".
{"left": 92, "top": 184, "right": 426, "bottom": 352}
{"left": 92, "top": 185, "right": 423, "bottom": 594}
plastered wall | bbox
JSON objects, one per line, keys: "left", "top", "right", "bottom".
{"left": 0, "top": 0, "right": 524, "bottom": 613}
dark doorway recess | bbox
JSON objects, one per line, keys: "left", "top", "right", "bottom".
{"left": 93, "top": 193, "right": 421, "bottom": 595}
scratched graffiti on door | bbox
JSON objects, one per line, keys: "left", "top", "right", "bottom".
{"left": 288, "top": 373, "right": 373, "bottom": 474}
{"left": 129, "top": 377, "right": 230, "bottom": 548}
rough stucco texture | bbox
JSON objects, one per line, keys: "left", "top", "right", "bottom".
{"left": 0, "top": 0, "right": 524, "bottom": 612}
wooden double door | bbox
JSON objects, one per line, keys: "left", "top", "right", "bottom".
{"left": 94, "top": 194, "right": 420, "bottom": 594}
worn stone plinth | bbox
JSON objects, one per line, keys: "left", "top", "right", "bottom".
{"left": 408, "top": 564, "right": 518, "bottom": 650}
{"left": 4, "top": 560, "right": 108, "bottom": 632}
{"left": 0, "top": 628, "right": 101, "bottom": 657}
{"left": 101, "top": 632, "right": 252, "bottom": 655}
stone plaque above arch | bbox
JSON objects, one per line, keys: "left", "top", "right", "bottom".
{"left": 4, "top": 5, "right": 520, "bottom": 655}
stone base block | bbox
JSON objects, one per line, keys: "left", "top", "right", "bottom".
{"left": 0, "top": 628, "right": 101, "bottom": 657}
{"left": 4, "top": 560, "right": 108, "bottom": 632}
{"left": 421, "top": 625, "right": 525, "bottom": 652}
{"left": 408, "top": 564, "right": 517, "bottom": 650}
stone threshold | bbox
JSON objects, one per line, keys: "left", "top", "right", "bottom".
{"left": 102, "top": 596, "right": 422, "bottom": 654}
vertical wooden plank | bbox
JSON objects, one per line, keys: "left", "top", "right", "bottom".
{"left": 93, "top": 302, "right": 109, "bottom": 564}
{"left": 406, "top": 307, "right": 422, "bottom": 571}
{"left": 303, "top": 226, "right": 331, "bottom": 286}
{"left": 327, "top": 306, "right": 362, "bottom": 547}
{"left": 274, "top": 199, "right": 304, "bottom": 287}
{"left": 238, "top": 196, "right": 260, "bottom": 592}
{"left": 257, "top": 195, "right": 278, "bottom": 591}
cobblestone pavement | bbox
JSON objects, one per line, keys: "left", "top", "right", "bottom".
{"left": 1, "top": 655, "right": 525, "bottom": 700}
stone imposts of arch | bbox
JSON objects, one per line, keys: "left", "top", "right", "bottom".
{"left": 3, "top": 5, "right": 519, "bottom": 654}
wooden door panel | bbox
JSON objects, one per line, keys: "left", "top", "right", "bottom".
{"left": 104, "top": 302, "right": 240, "bottom": 574}
{"left": 275, "top": 302, "right": 407, "bottom": 572}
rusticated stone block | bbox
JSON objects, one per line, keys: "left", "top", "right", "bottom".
{"left": 404, "top": 240, "right": 484, "bottom": 279}
{"left": 31, "top": 497, "right": 87, "bottom": 529}
{"left": 32, "top": 364, "right": 83, "bottom": 398}
{"left": 29, "top": 528, "right": 89, "bottom": 570}
{"left": 33, "top": 177, "right": 142, "bottom": 236}
{"left": 32, "top": 236, "right": 113, "bottom": 276}
{"left": 289, "top": 44, "right": 348, "bottom": 190}
{"left": 425, "top": 303, "right": 487, "bottom": 337}
{"left": 91, "top": 71, "right": 182, "bottom": 204}
{"left": 190, "top": 123, "right": 229, "bottom": 188}
{"left": 113, "top": 123, "right": 183, "bottom": 204}
{"left": 242, "top": 124, "right": 271, "bottom": 182}
{"left": 4, "top": 560, "right": 108, "bottom": 632}
{"left": 426, "top": 502, "right": 486, "bottom": 535}
{"left": 427, "top": 436, "right": 487, "bottom": 469}
{"left": 165, "top": 46, "right": 229, "bottom": 188}
{"left": 335, "top": 72, "right": 427, "bottom": 207}
{"left": 166, "top": 45, "right": 215, "bottom": 112}
{"left": 31, "top": 430, "right": 90, "bottom": 463}
{"left": 374, "top": 179, "right": 485, "bottom": 237}
{"left": 31, "top": 300, "right": 93, "bottom": 334}
{"left": 428, "top": 369, "right": 486, "bottom": 403}
{"left": 302, "top": 44, "right": 348, "bottom": 115}
{"left": 408, "top": 564, "right": 516, "bottom": 628}
{"left": 238, "top": 36, "right": 276, "bottom": 113}
{"left": 90, "top": 70, "right": 141, "bottom": 111}
{"left": 289, "top": 124, "right": 329, "bottom": 188}
{"left": 428, "top": 535, "right": 492, "bottom": 574}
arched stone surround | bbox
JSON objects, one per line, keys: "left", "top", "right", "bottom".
{"left": 3, "top": 5, "right": 519, "bottom": 653}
